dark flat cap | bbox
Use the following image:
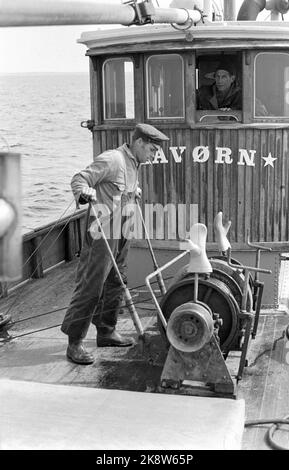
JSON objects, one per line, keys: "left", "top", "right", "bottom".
{"left": 133, "top": 123, "right": 169, "bottom": 144}
{"left": 215, "top": 59, "right": 236, "bottom": 76}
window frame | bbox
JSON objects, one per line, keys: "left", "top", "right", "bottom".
{"left": 195, "top": 50, "right": 243, "bottom": 125}
{"left": 252, "top": 50, "right": 289, "bottom": 122}
{"left": 102, "top": 56, "right": 136, "bottom": 122}
{"left": 196, "top": 110, "right": 242, "bottom": 123}
{"left": 145, "top": 52, "right": 186, "bottom": 122}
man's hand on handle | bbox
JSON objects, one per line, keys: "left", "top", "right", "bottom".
{"left": 79, "top": 187, "right": 97, "bottom": 204}
{"left": 135, "top": 187, "right": 142, "bottom": 201}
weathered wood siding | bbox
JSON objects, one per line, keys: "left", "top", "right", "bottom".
{"left": 94, "top": 127, "right": 289, "bottom": 245}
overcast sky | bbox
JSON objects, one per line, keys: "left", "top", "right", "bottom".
{"left": 0, "top": 0, "right": 278, "bottom": 73}
{"left": 0, "top": 0, "right": 124, "bottom": 73}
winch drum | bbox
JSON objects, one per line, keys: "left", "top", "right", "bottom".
{"left": 169, "top": 261, "right": 253, "bottom": 312}
{"left": 159, "top": 275, "right": 240, "bottom": 353}
{"left": 166, "top": 302, "right": 214, "bottom": 353}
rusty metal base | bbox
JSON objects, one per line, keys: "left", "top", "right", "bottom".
{"left": 0, "top": 313, "right": 12, "bottom": 341}
{"left": 0, "top": 312, "right": 11, "bottom": 328}
{"left": 160, "top": 335, "right": 236, "bottom": 398}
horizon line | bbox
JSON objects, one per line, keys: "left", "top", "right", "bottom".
{"left": 0, "top": 71, "right": 89, "bottom": 75}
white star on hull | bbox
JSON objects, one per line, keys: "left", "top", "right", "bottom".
{"left": 262, "top": 153, "right": 277, "bottom": 168}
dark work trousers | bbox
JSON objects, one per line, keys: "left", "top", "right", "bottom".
{"left": 61, "top": 204, "right": 132, "bottom": 340}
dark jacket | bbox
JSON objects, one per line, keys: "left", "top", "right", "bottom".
{"left": 197, "top": 83, "right": 242, "bottom": 110}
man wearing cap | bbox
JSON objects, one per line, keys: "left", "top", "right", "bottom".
{"left": 61, "top": 123, "right": 169, "bottom": 364}
{"left": 197, "top": 59, "right": 242, "bottom": 111}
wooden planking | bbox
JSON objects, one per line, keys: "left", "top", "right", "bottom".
{"left": 259, "top": 130, "right": 266, "bottom": 241}
{"left": 275, "top": 129, "right": 283, "bottom": 241}
{"left": 222, "top": 129, "right": 231, "bottom": 231}
{"left": 211, "top": 128, "right": 220, "bottom": 230}
{"left": 239, "top": 313, "right": 289, "bottom": 450}
{"left": 253, "top": 316, "right": 289, "bottom": 450}
{"left": 199, "top": 129, "right": 208, "bottom": 227}
{"left": 265, "top": 130, "right": 273, "bottom": 241}
{"left": 273, "top": 129, "right": 279, "bottom": 241}
{"left": 89, "top": 57, "right": 101, "bottom": 127}
{"left": 244, "top": 129, "right": 253, "bottom": 242}
{"left": 236, "top": 129, "right": 244, "bottom": 243}
{"left": 282, "top": 131, "right": 289, "bottom": 239}
{"left": 238, "top": 316, "right": 269, "bottom": 448}
{"left": 206, "top": 129, "right": 214, "bottom": 240}
{"left": 252, "top": 129, "right": 261, "bottom": 241}
{"left": 134, "top": 54, "right": 145, "bottom": 124}
{"left": 185, "top": 52, "right": 195, "bottom": 126}
{"left": 230, "top": 127, "right": 239, "bottom": 241}
{"left": 184, "top": 129, "right": 192, "bottom": 235}
{"left": 94, "top": 127, "right": 289, "bottom": 244}
{"left": 0, "top": 257, "right": 164, "bottom": 391}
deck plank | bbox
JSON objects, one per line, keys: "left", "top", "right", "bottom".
{"left": 237, "top": 312, "right": 289, "bottom": 449}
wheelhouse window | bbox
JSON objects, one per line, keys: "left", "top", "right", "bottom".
{"left": 254, "top": 52, "right": 289, "bottom": 118}
{"left": 146, "top": 54, "right": 184, "bottom": 119}
{"left": 196, "top": 53, "right": 242, "bottom": 123}
{"left": 103, "top": 58, "right": 135, "bottom": 120}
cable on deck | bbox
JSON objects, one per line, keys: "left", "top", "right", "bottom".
{"left": 245, "top": 415, "right": 289, "bottom": 450}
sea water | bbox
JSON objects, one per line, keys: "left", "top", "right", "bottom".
{"left": 0, "top": 72, "right": 93, "bottom": 233}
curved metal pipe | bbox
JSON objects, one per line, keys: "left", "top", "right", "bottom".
{"left": 237, "top": 0, "right": 266, "bottom": 20}
{"left": 276, "top": 0, "right": 289, "bottom": 14}
{"left": 267, "top": 0, "right": 289, "bottom": 14}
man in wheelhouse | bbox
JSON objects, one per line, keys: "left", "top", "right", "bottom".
{"left": 197, "top": 59, "right": 242, "bottom": 111}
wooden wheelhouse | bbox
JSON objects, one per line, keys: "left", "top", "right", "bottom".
{"left": 79, "top": 21, "right": 289, "bottom": 307}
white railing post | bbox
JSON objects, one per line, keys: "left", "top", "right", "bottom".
{"left": 0, "top": 152, "right": 22, "bottom": 281}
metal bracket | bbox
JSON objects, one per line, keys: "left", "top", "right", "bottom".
{"left": 0, "top": 312, "right": 12, "bottom": 341}
{"left": 123, "top": 0, "right": 156, "bottom": 25}
{"left": 160, "top": 334, "right": 235, "bottom": 398}
{"left": 80, "top": 120, "right": 95, "bottom": 132}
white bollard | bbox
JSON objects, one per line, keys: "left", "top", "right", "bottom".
{"left": 0, "top": 152, "right": 22, "bottom": 280}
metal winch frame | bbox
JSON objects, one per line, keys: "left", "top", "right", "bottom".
{"left": 145, "top": 213, "right": 272, "bottom": 398}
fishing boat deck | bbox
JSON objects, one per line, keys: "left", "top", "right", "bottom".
{"left": 0, "top": 259, "right": 289, "bottom": 450}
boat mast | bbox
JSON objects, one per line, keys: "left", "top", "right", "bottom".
{"left": 223, "top": 0, "right": 238, "bottom": 20}
{"left": 203, "top": 0, "right": 213, "bottom": 20}
{"left": 0, "top": 0, "right": 202, "bottom": 27}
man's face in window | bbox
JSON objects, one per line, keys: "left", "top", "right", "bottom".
{"left": 215, "top": 69, "right": 235, "bottom": 93}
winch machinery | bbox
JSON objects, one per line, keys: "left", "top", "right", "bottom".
{"left": 146, "top": 212, "right": 272, "bottom": 398}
